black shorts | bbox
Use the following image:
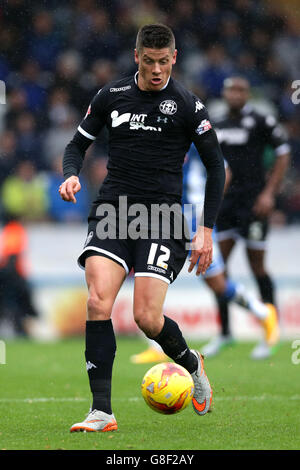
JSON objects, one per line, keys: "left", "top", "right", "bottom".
{"left": 78, "top": 201, "right": 190, "bottom": 284}
{"left": 216, "top": 198, "right": 269, "bottom": 250}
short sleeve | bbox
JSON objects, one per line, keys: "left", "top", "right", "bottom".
{"left": 263, "top": 115, "right": 291, "bottom": 157}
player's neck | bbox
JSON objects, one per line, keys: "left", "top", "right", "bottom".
{"left": 229, "top": 107, "right": 242, "bottom": 118}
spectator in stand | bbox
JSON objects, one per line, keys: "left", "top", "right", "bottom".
{"left": 273, "top": 16, "right": 300, "bottom": 80}
{"left": 18, "top": 59, "right": 48, "bottom": 115}
{"left": 194, "top": 0, "right": 221, "bottom": 48}
{"left": 0, "top": 130, "right": 18, "bottom": 189}
{"left": 1, "top": 160, "right": 48, "bottom": 222}
{"left": 14, "top": 111, "right": 45, "bottom": 171}
{"left": 78, "top": 8, "right": 120, "bottom": 66}
{"left": 0, "top": 212, "right": 39, "bottom": 337}
{"left": 88, "top": 59, "right": 117, "bottom": 96}
{"left": 26, "top": 9, "right": 63, "bottom": 72}
{"left": 194, "top": 44, "right": 235, "bottom": 99}
{"left": 129, "top": 0, "right": 166, "bottom": 29}
{"left": 260, "top": 56, "right": 288, "bottom": 107}
{"left": 43, "top": 87, "right": 78, "bottom": 164}
{"left": 235, "top": 50, "right": 263, "bottom": 88}
{"left": 4, "top": 88, "right": 29, "bottom": 131}
{"left": 54, "top": 50, "right": 89, "bottom": 114}
{"left": 221, "top": 13, "right": 244, "bottom": 60}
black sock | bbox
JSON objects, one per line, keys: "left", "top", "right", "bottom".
{"left": 150, "top": 316, "right": 198, "bottom": 374}
{"left": 216, "top": 294, "right": 230, "bottom": 336}
{"left": 255, "top": 274, "right": 275, "bottom": 305}
{"left": 85, "top": 320, "right": 116, "bottom": 414}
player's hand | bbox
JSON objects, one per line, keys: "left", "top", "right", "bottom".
{"left": 59, "top": 175, "right": 81, "bottom": 203}
{"left": 188, "top": 226, "right": 213, "bottom": 276}
{"left": 253, "top": 190, "right": 274, "bottom": 217}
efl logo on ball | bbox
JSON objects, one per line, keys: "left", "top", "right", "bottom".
{"left": 141, "top": 362, "right": 194, "bottom": 414}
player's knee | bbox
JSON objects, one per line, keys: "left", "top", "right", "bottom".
{"left": 205, "top": 275, "right": 227, "bottom": 296}
{"left": 250, "top": 263, "right": 266, "bottom": 277}
{"left": 134, "top": 307, "right": 163, "bottom": 337}
{"left": 87, "top": 292, "right": 112, "bottom": 321}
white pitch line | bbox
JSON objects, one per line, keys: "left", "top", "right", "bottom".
{"left": 0, "top": 395, "right": 299, "bottom": 404}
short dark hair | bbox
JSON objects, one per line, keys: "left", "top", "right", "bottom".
{"left": 136, "top": 24, "right": 175, "bottom": 54}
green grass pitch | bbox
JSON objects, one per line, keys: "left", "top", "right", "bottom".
{"left": 0, "top": 336, "right": 299, "bottom": 450}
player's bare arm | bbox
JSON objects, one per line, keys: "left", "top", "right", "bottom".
{"left": 253, "top": 151, "right": 290, "bottom": 217}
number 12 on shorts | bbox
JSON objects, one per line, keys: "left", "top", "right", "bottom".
{"left": 147, "top": 243, "right": 170, "bottom": 270}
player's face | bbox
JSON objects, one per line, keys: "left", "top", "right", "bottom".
{"left": 223, "top": 80, "right": 250, "bottom": 111}
{"left": 134, "top": 47, "right": 177, "bottom": 91}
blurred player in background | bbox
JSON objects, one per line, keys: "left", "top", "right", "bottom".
{"left": 131, "top": 144, "right": 279, "bottom": 364}
{"left": 59, "top": 24, "right": 225, "bottom": 432}
{"left": 0, "top": 213, "right": 38, "bottom": 337}
{"left": 205, "top": 76, "right": 290, "bottom": 359}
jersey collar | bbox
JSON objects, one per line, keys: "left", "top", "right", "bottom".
{"left": 241, "top": 103, "right": 253, "bottom": 115}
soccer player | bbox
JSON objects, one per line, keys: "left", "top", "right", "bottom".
{"left": 59, "top": 24, "right": 225, "bottom": 432}
{"left": 207, "top": 76, "right": 290, "bottom": 359}
{"left": 131, "top": 144, "right": 279, "bottom": 364}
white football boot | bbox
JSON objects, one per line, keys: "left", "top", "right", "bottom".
{"left": 70, "top": 409, "right": 118, "bottom": 433}
{"left": 201, "top": 335, "right": 235, "bottom": 358}
{"left": 190, "top": 350, "right": 212, "bottom": 415}
{"left": 250, "top": 341, "right": 271, "bottom": 360}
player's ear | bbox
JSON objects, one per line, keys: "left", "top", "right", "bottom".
{"left": 172, "top": 49, "right": 177, "bottom": 65}
{"left": 134, "top": 49, "right": 140, "bottom": 65}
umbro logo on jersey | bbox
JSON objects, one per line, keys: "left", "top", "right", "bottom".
{"left": 159, "top": 100, "right": 177, "bottom": 115}
{"left": 86, "top": 361, "right": 97, "bottom": 371}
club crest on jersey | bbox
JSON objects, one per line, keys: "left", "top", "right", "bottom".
{"left": 159, "top": 100, "right": 177, "bottom": 115}
{"left": 195, "top": 119, "right": 212, "bottom": 135}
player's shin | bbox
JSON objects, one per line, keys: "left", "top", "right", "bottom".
{"left": 225, "top": 280, "right": 269, "bottom": 320}
{"left": 85, "top": 320, "right": 116, "bottom": 414}
{"left": 215, "top": 293, "right": 230, "bottom": 336}
{"left": 149, "top": 315, "right": 198, "bottom": 373}
{"left": 255, "top": 274, "right": 275, "bottom": 305}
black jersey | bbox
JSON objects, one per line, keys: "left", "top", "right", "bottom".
{"left": 63, "top": 73, "right": 225, "bottom": 228}
{"left": 214, "top": 104, "right": 290, "bottom": 207}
